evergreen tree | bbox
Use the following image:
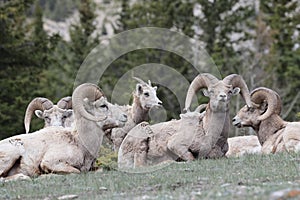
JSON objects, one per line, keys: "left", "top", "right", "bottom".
{"left": 260, "top": 0, "right": 300, "bottom": 120}
{"left": 0, "top": 0, "right": 51, "bottom": 138}
{"left": 69, "top": 0, "right": 99, "bottom": 64}
{"left": 112, "top": 0, "right": 197, "bottom": 120}
{"left": 194, "top": 0, "right": 255, "bottom": 75}
{"left": 60, "top": 0, "right": 100, "bottom": 93}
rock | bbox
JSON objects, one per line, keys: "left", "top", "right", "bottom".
{"left": 99, "top": 186, "right": 108, "bottom": 191}
{"left": 57, "top": 194, "right": 79, "bottom": 200}
{"left": 269, "top": 188, "right": 300, "bottom": 200}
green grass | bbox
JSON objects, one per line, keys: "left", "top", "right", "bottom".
{"left": 1, "top": 153, "right": 300, "bottom": 200}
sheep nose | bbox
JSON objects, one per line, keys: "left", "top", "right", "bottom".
{"left": 123, "top": 114, "right": 128, "bottom": 119}
{"left": 232, "top": 117, "right": 236, "bottom": 122}
{"left": 158, "top": 101, "right": 162, "bottom": 106}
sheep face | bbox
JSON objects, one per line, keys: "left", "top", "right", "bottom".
{"left": 35, "top": 106, "right": 73, "bottom": 128}
{"left": 203, "top": 82, "right": 240, "bottom": 112}
{"left": 232, "top": 103, "right": 267, "bottom": 128}
{"left": 84, "top": 97, "right": 128, "bottom": 130}
{"left": 136, "top": 83, "right": 162, "bottom": 110}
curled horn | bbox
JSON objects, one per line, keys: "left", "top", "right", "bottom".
{"left": 194, "top": 104, "right": 208, "bottom": 113}
{"left": 184, "top": 73, "right": 219, "bottom": 112}
{"left": 132, "top": 77, "right": 147, "bottom": 85}
{"left": 57, "top": 96, "right": 72, "bottom": 109}
{"left": 24, "top": 97, "right": 54, "bottom": 133}
{"left": 72, "top": 83, "right": 107, "bottom": 121}
{"left": 250, "top": 87, "right": 282, "bottom": 121}
{"left": 223, "top": 74, "right": 252, "bottom": 108}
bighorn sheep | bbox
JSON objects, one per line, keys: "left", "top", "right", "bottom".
{"left": 24, "top": 96, "right": 74, "bottom": 133}
{"left": 109, "top": 77, "right": 162, "bottom": 151}
{"left": 226, "top": 135, "right": 261, "bottom": 157}
{"left": 232, "top": 87, "right": 300, "bottom": 154}
{"left": 0, "top": 83, "right": 127, "bottom": 179}
{"left": 180, "top": 106, "right": 261, "bottom": 158}
{"left": 118, "top": 73, "right": 252, "bottom": 169}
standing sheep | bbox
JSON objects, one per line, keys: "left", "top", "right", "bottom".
{"left": 0, "top": 83, "right": 127, "bottom": 179}
{"left": 118, "top": 73, "right": 252, "bottom": 169}
{"left": 24, "top": 96, "right": 73, "bottom": 133}
{"left": 109, "top": 77, "right": 162, "bottom": 151}
{"left": 232, "top": 87, "right": 300, "bottom": 154}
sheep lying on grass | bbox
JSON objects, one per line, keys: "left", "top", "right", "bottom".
{"left": 118, "top": 73, "right": 252, "bottom": 169}
{"left": 232, "top": 87, "right": 300, "bottom": 154}
{"left": 182, "top": 96, "right": 261, "bottom": 159}
{"left": 226, "top": 135, "right": 261, "bottom": 157}
{"left": 108, "top": 77, "right": 162, "bottom": 151}
{"left": 0, "top": 83, "right": 127, "bottom": 180}
{"left": 24, "top": 96, "right": 73, "bottom": 133}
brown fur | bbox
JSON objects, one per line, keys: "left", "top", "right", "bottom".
{"left": 110, "top": 79, "right": 161, "bottom": 152}
{"left": 233, "top": 88, "right": 300, "bottom": 154}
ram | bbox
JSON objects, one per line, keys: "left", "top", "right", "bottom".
{"left": 118, "top": 73, "right": 252, "bottom": 169}
{"left": 24, "top": 96, "right": 73, "bottom": 133}
{"left": 108, "top": 77, "right": 162, "bottom": 151}
{"left": 0, "top": 83, "right": 127, "bottom": 180}
{"left": 232, "top": 87, "right": 300, "bottom": 154}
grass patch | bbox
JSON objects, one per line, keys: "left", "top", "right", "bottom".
{"left": 1, "top": 152, "right": 300, "bottom": 199}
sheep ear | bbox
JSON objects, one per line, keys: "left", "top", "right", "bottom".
{"left": 65, "top": 110, "right": 73, "bottom": 117}
{"left": 136, "top": 84, "right": 143, "bottom": 95}
{"left": 35, "top": 110, "right": 44, "bottom": 119}
{"left": 203, "top": 89, "right": 209, "bottom": 97}
{"left": 232, "top": 87, "right": 240, "bottom": 96}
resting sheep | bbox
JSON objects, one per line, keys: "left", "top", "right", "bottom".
{"left": 190, "top": 105, "right": 262, "bottom": 158}
{"left": 184, "top": 106, "right": 262, "bottom": 158}
{"left": 226, "top": 135, "right": 261, "bottom": 157}
{"left": 109, "top": 77, "right": 162, "bottom": 151}
{"left": 0, "top": 83, "right": 127, "bottom": 179}
{"left": 24, "top": 96, "right": 74, "bottom": 133}
{"left": 232, "top": 87, "right": 300, "bottom": 154}
{"left": 118, "top": 73, "right": 252, "bottom": 169}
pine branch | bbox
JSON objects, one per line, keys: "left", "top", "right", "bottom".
{"left": 282, "top": 91, "right": 300, "bottom": 120}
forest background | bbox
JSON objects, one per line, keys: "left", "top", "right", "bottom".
{"left": 1, "top": 0, "right": 300, "bottom": 140}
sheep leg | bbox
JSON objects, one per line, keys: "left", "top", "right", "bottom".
{"left": 4, "top": 173, "right": 31, "bottom": 181}
{"left": 167, "top": 140, "right": 195, "bottom": 161}
{"left": 133, "top": 139, "right": 148, "bottom": 168}
{"left": 40, "top": 159, "right": 80, "bottom": 174}
{"left": 133, "top": 152, "right": 147, "bottom": 168}
{"left": 0, "top": 151, "right": 21, "bottom": 177}
{"left": 207, "top": 138, "right": 229, "bottom": 158}
{"left": 112, "top": 128, "right": 128, "bottom": 152}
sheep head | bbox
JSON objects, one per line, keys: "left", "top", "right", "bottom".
{"left": 184, "top": 73, "right": 251, "bottom": 113}
{"left": 133, "top": 77, "right": 162, "bottom": 110}
{"left": 232, "top": 87, "right": 282, "bottom": 128}
{"left": 24, "top": 97, "right": 73, "bottom": 133}
{"left": 72, "top": 83, "right": 128, "bottom": 131}
{"left": 57, "top": 96, "right": 74, "bottom": 128}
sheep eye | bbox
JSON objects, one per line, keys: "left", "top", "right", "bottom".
{"left": 100, "top": 104, "right": 108, "bottom": 109}
{"left": 144, "top": 92, "right": 150, "bottom": 97}
{"left": 44, "top": 116, "right": 50, "bottom": 122}
{"left": 248, "top": 107, "right": 255, "bottom": 113}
